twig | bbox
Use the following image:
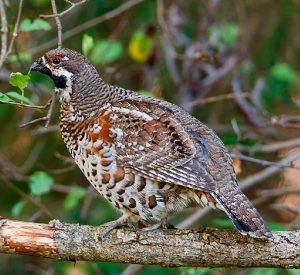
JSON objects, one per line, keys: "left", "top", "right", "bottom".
{"left": 239, "top": 149, "right": 300, "bottom": 190}
{"left": 40, "top": 0, "right": 86, "bottom": 19}
{"left": 188, "top": 92, "right": 249, "bottom": 108}
{"left": 254, "top": 187, "right": 300, "bottom": 206}
{"left": 157, "top": 0, "right": 180, "bottom": 85}
{"left": 177, "top": 207, "right": 211, "bottom": 229}
{"left": 30, "top": 0, "right": 144, "bottom": 55}
{"left": 1, "top": 101, "right": 47, "bottom": 109}
{"left": 232, "top": 74, "right": 267, "bottom": 129}
{"left": 251, "top": 77, "right": 265, "bottom": 110}
{"left": 231, "top": 153, "right": 300, "bottom": 170}
{"left": 271, "top": 115, "right": 300, "bottom": 129}
{"left": 50, "top": 0, "right": 62, "bottom": 48}
{"left": 271, "top": 203, "right": 300, "bottom": 215}
{"left": 0, "top": 0, "right": 8, "bottom": 67}
{"left": 174, "top": 51, "right": 217, "bottom": 64}
{"left": 121, "top": 264, "right": 144, "bottom": 275}
{"left": 44, "top": 92, "right": 56, "bottom": 127}
{"left": 1, "top": 219, "right": 299, "bottom": 268}
{"left": 6, "top": 0, "right": 23, "bottom": 58}
{"left": 1, "top": 176, "right": 54, "bottom": 219}
{"left": 32, "top": 124, "right": 60, "bottom": 135}
{"left": 259, "top": 187, "right": 300, "bottom": 199}
{"left": 202, "top": 55, "right": 238, "bottom": 88}
{"left": 232, "top": 138, "right": 300, "bottom": 153}
{"left": 20, "top": 93, "right": 56, "bottom": 128}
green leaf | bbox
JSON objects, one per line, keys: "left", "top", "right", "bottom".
{"left": 0, "top": 92, "right": 14, "bottom": 103}
{"left": 20, "top": 18, "right": 51, "bottom": 32}
{"left": 64, "top": 187, "right": 86, "bottom": 211}
{"left": 8, "top": 53, "right": 32, "bottom": 63}
{"left": 9, "top": 72, "right": 30, "bottom": 92}
{"left": 29, "top": 171, "right": 54, "bottom": 196}
{"left": 90, "top": 39, "right": 123, "bottom": 65}
{"left": 271, "top": 63, "right": 297, "bottom": 84}
{"left": 82, "top": 34, "right": 94, "bottom": 56}
{"left": 138, "top": 90, "right": 152, "bottom": 97}
{"left": 6, "top": 91, "right": 34, "bottom": 105}
{"left": 209, "top": 23, "right": 240, "bottom": 49}
{"left": 11, "top": 200, "right": 27, "bottom": 218}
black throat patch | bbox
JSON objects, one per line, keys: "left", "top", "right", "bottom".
{"left": 52, "top": 75, "right": 67, "bottom": 89}
{"left": 39, "top": 66, "right": 67, "bottom": 89}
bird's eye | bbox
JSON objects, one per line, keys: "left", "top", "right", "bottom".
{"left": 50, "top": 55, "right": 62, "bottom": 65}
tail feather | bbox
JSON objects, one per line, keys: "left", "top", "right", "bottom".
{"left": 211, "top": 190, "right": 271, "bottom": 239}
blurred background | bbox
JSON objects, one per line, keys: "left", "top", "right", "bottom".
{"left": 0, "top": 0, "right": 300, "bottom": 274}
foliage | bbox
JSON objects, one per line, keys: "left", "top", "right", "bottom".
{"left": 89, "top": 39, "right": 123, "bottom": 65}
{"left": 64, "top": 187, "right": 86, "bottom": 211}
{"left": 29, "top": 171, "right": 54, "bottom": 196}
{"left": 20, "top": 18, "right": 51, "bottom": 32}
{"left": 82, "top": 34, "right": 94, "bottom": 56}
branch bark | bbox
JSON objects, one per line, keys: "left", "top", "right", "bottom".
{"left": 0, "top": 218, "right": 299, "bottom": 268}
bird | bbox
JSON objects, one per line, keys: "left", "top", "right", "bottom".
{"left": 30, "top": 48, "right": 271, "bottom": 239}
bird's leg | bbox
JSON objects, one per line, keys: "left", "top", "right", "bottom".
{"left": 140, "top": 217, "right": 174, "bottom": 231}
{"left": 99, "top": 214, "right": 134, "bottom": 240}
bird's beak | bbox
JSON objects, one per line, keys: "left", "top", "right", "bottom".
{"left": 30, "top": 58, "right": 52, "bottom": 77}
{"left": 30, "top": 60, "right": 43, "bottom": 72}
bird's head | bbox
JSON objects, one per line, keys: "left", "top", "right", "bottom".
{"left": 30, "top": 48, "right": 102, "bottom": 103}
{"left": 30, "top": 48, "right": 89, "bottom": 89}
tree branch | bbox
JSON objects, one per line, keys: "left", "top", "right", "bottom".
{"left": 30, "top": 0, "right": 144, "bottom": 55}
{"left": 0, "top": 218, "right": 299, "bottom": 268}
{"left": 50, "top": 0, "right": 62, "bottom": 48}
{"left": 0, "top": 0, "right": 8, "bottom": 67}
{"left": 40, "top": 0, "right": 86, "bottom": 19}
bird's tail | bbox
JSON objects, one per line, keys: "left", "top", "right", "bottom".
{"left": 211, "top": 187, "right": 271, "bottom": 239}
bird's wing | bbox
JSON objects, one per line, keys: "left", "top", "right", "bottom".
{"left": 103, "top": 99, "right": 215, "bottom": 192}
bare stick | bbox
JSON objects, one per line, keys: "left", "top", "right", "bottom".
{"left": 1, "top": 177, "right": 54, "bottom": 219}
{"left": 40, "top": 0, "right": 86, "bottom": 18}
{"left": 6, "top": 0, "right": 23, "bottom": 57}
{"left": 0, "top": 0, "right": 8, "bottom": 67}
{"left": 19, "top": 93, "right": 56, "bottom": 128}
{"left": 254, "top": 187, "right": 300, "bottom": 206}
{"left": 231, "top": 152, "right": 300, "bottom": 170}
{"left": 50, "top": 0, "right": 62, "bottom": 48}
{"left": 239, "top": 149, "right": 300, "bottom": 190}
{"left": 233, "top": 138, "right": 300, "bottom": 153}
{"left": 44, "top": 92, "right": 56, "bottom": 127}
{"left": 30, "top": 0, "right": 144, "bottom": 55}
{"left": 0, "top": 219, "right": 299, "bottom": 268}
{"left": 188, "top": 92, "right": 250, "bottom": 107}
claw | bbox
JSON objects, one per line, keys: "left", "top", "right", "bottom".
{"left": 98, "top": 214, "right": 133, "bottom": 240}
{"left": 140, "top": 218, "right": 174, "bottom": 232}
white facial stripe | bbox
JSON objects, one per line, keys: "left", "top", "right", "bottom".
{"left": 53, "top": 68, "right": 74, "bottom": 103}
{"left": 62, "top": 56, "right": 69, "bottom": 61}
{"left": 53, "top": 67, "right": 73, "bottom": 80}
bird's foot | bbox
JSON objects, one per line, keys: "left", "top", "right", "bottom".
{"left": 99, "top": 215, "right": 133, "bottom": 240}
{"left": 140, "top": 218, "right": 175, "bottom": 232}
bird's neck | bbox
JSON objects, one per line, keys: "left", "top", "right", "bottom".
{"left": 59, "top": 66, "right": 137, "bottom": 120}
{"left": 59, "top": 66, "right": 108, "bottom": 115}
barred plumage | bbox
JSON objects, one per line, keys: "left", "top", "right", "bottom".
{"left": 30, "top": 48, "right": 271, "bottom": 239}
